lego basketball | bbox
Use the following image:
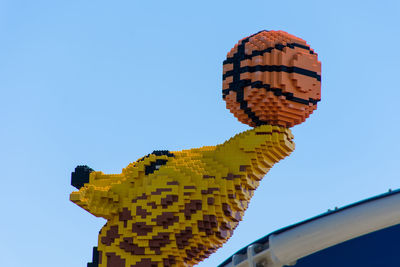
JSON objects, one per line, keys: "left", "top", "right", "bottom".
{"left": 223, "top": 30, "right": 321, "bottom": 128}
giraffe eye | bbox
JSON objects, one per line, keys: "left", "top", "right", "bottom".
{"left": 145, "top": 159, "right": 168, "bottom": 175}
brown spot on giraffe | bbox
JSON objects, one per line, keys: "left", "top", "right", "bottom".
{"left": 222, "top": 203, "right": 232, "bottom": 217}
{"left": 162, "top": 255, "right": 176, "bottom": 267}
{"left": 185, "top": 245, "right": 203, "bottom": 262}
{"left": 217, "top": 227, "right": 234, "bottom": 239}
{"left": 119, "top": 208, "right": 132, "bottom": 228}
{"left": 175, "top": 227, "right": 193, "bottom": 249}
{"left": 136, "top": 206, "right": 151, "bottom": 219}
{"left": 181, "top": 199, "right": 202, "bottom": 219}
{"left": 203, "top": 246, "right": 218, "bottom": 258}
{"left": 149, "top": 232, "right": 171, "bottom": 254}
{"left": 105, "top": 252, "right": 125, "bottom": 267}
{"left": 201, "top": 187, "right": 220, "bottom": 195}
{"left": 101, "top": 225, "right": 120, "bottom": 246}
{"left": 228, "top": 193, "right": 235, "bottom": 199}
{"left": 160, "top": 194, "right": 178, "bottom": 208}
{"left": 239, "top": 165, "right": 248, "bottom": 171}
{"left": 152, "top": 212, "right": 179, "bottom": 228}
{"left": 119, "top": 237, "right": 145, "bottom": 255}
{"left": 197, "top": 215, "right": 218, "bottom": 236}
{"left": 132, "top": 222, "right": 153, "bottom": 236}
{"left": 147, "top": 201, "right": 157, "bottom": 209}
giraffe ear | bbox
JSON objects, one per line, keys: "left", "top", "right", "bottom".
{"left": 71, "top": 165, "right": 94, "bottom": 189}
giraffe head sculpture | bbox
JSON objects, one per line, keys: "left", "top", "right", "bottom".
{"left": 70, "top": 125, "right": 295, "bottom": 266}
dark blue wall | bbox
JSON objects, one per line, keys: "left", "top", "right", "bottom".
{"left": 287, "top": 223, "right": 400, "bottom": 267}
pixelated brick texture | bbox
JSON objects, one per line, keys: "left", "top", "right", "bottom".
{"left": 70, "top": 125, "right": 294, "bottom": 266}
{"left": 223, "top": 30, "right": 321, "bottom": 128}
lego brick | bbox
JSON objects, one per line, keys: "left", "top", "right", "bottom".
{"left": 70, "top": 125, "right": 295, "bottom": 266}
{"left": 223, "top": 30, "right": 321, "bottom": 128}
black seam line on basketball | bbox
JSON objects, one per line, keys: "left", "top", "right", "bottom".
{"left": 223, "top": 42, "right": 313, "bottom": 65}
{"left": 223, "top": 65, "right": 321, "bottom": 82}
{"left": 222, "top": 80, "right": 320, "bottom": 105}
{"left": 223, "top": 80, "right": 320, "bottom": 105}
{"left": 231, "top": 37, "right": 263, "bottom": 126}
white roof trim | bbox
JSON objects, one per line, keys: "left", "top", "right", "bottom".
{"left": 268, "top": 192, "right": 400, "bottom": 266}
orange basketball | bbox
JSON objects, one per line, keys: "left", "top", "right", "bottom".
{"left": 223, "top": 30, "right": 321, "bottom": 128}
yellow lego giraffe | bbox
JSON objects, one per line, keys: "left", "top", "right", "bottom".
{"left": 70, "top": 125, "right": 295, "bottom": 267}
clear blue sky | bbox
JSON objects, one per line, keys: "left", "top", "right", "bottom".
{"left": 1, "top": 1, "right": 399, "bottom": 266}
